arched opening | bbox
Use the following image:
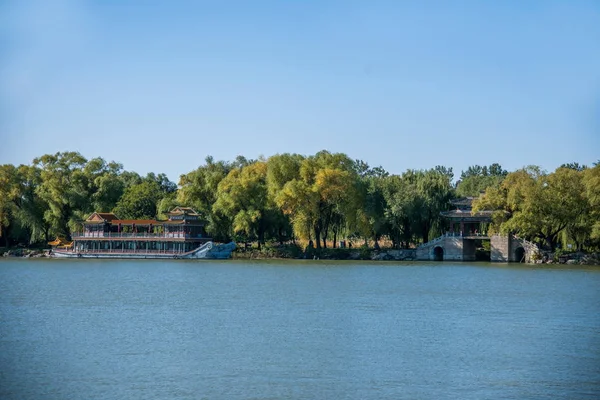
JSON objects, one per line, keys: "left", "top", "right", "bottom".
{"left": 514, "top": 247, "right": 525, "bottom": 263}
{"left": 475, "top": 239, "right": 491, "bottom": 261}
{"left": 433, "top": 246, "right": 444, "bottom": 261}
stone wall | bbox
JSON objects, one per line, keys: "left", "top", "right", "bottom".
{"left": 415, "top": 245, "right": 431, "bottom": 260}
{"left": 490, "top": 235, "right": 509, "bottom": 262}
{"left": 415, "top": 237, "right": 466, "bottom": 261}
{"left": 415, "top": 234, "right": 539, "bottom": 262}
{"left": 490, "top": 235, "right": 539, "bottom": 263}
{"left": 443, "top": 237, "right": 464, "bottom": 261}
{"left": 371, "top": 249, "right": 416, "bottom": 261}
{"left": 462, "top": 239, "right": 477, "bottom": 261}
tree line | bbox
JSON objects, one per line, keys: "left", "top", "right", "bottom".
{"left": 1, "top": 151, "right": 598, "bottom": 252}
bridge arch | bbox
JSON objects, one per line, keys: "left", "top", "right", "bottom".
{"left": 514, "top": 246, "right": 525, "bottom": 263}
{"left": 433, "top": 246, "right": 444, "bottom": 261}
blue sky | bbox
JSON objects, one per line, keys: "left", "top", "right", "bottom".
{"left": 1, "top": 0, "right": 599, "bottom": 182}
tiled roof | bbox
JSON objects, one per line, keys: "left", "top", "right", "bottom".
{"left": 111, "top": 219, "right": 159, "bottom": 225}
{"left": 449, "top": 197, "right": 476, "bottom": 206}
{"left": 440, "top": 210, "right": 494, "bottom": 219}
{"left": 167, "top": 206, "right": 199, "bottom": 216}
{"left": 110, "top": 220, "right": 195, "bottom": 225}
{"left": 97, "top": 212, "right": 119, "bottom": 221}
{"left": 84, "top": 219, "right": 202, "bottom": 226}
{"left": 83, "top": 207, "right": 204, "bottom": 226}
{"left": 86, "top": 212, "right": 119, "bottom": 222}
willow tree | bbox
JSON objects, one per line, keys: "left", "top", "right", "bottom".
{"left": 473, "top": 166, "right": 589, "bottom": 250}
{"left": 582, "top": 164, "right": 600, "bottom": 249}
{"left": 383, "top": 174, "right": 420, "bottom": 248}
{"left": 11, "top": 165, "right": 52, "bottom": 243}
{"left": 354, "top": 160, "right": 390, "bottom": 247}
{"left": 0, "top": 164, "right": 23, "bottom": 245}
{"left": 276, "top": 151, "right": 361, "bottom": 249}
{"left": 213, "top": 162, "right": 272, "bottom": 249}
{"left": 178, "top": 156, "right": 232, "bottom": 238}
{"left": 33, "top": 152, "right": 90, "bottom": 238}
{"left": 415, "top": 167, "right": 454, "bottom": 242}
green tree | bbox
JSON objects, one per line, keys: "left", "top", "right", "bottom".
{"left": 213, "top": 162, "right": 271, "bottom": 248}
{"left": 13, "top": 165, "right": 52, "bottom": 243}
{"left": 354, "top": 160, "right": 390, "bottom": 247}
{"left": 0, "top": 164, "right": 22, "bottom": 246}
{"left": 560, "top": 162, "right": 587, "bottom": 171}
{"left": 415, "top": 168, "right": 454, "bottom": 242}
{"left": 382, "top": 168, "right": 453, "bottom": 245}
{"left": 81, "top": 158, "right": 126, "bottom": 212}
{"left": 582, "top": 164, "right": 600, "bottom": 248}
{"left": 456, "top": 163, "right": 507, "bottom": 197}
{"left": 145, "top": 172, "right": 177, "bottom": 194}
{"left": 177, "top": 156, "right": 233, "bottom": 239}
{"left": 113, "top": 181, "right": 162, "bottom": 220}
{"left": 383, "top": 174, "right": 420, "bottom": 248}
{"left": 276, "top": 151, "right": 360, "bottom": 249}
{"left": 474, "top": 166, "right": 588, "bottom": 250}
{"left": 33, "top": 152, "right": 89, "bottom": 238}
{"left": 157, "top": 193, "right": 179, "bottom": 220}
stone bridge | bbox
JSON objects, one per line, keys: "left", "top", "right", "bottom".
{"left": 415, "top": 233, "right": 538, "bottom": 262}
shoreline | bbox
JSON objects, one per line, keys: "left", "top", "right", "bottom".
{"left": 2, "top": 246, "right": 599, "bottom": 265}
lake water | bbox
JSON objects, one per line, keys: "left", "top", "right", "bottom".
{"left": 1, "top": 259, "right": 599, "bottom": 399}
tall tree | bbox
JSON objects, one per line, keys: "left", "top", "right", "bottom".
{"left": 113, "top": 181, "right": 162, "bottom": 220}
{"left": 582, "top": 164, "right": 600, "bottom": 248}
{"left": 213, "top": 162, "right": 271, "bottom": 248}
{"left": 456, "top": 163, "right": 507, "bottom": 197}
{"left": 354, "top": 160, "right": 390, "bottom": 247}
{"left": 473, "top": 166, "right": 588, "bottom": 250}
{"left": 33, "top": 152, "right": 89, "bottom": 238}
{"left": 177, "top": 156, "right": 233, "bottom": 239}
{"left": 276, "top": 151, "right": 360, "bottom": 249}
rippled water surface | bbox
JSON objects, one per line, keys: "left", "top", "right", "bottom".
{"left": 1, "top": 259, "right": 599, "bottom": 399}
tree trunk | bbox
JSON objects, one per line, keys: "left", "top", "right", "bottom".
{"left": 422, "top": 220, "right": 431, "bottom": 244}
{"left": 333, "top": 230, "right": 337, "bottom": 248}
{"left": 258, "top": 220, "right": 266, "bottom": 250}
{"left": 314, "top": 227, "right": 321, "bottom": 249}
{"left": 545, "top": 235, "right": 555, "bottom": 251}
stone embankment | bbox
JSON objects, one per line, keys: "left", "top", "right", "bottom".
{"left": 232, "top": 246, "right": 416, "bottom": 261}
{"left": 534, "top": 252, "right": 599, "bottom": 265}
{"left": 2, "top": 248, "right": 51, "bottom": 258}
{"left": 370, "top": 249, "right": 416, "bottom": 261}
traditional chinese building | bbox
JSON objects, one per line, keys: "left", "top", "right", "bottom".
{"left": 415, "top": 197, "right": 535, "bottom": 262}
{"left": 71, "top": 206, "right": 210, "bottom": 254}
{"left": 440, "top": 197, "right": 493, "bottom": 237}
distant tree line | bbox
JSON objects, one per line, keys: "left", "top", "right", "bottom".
{"left": 1, "top": 151, "right": 598, "bottom": 252}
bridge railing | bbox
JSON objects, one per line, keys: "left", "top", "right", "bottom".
{"left": 418, "top": 231, "right": 491, "bottom": 249}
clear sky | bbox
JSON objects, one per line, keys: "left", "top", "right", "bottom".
{"left": 1, "top": 0, "right": 599, "bottom": 182}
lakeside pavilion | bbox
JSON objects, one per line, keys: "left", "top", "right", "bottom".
{"left": 440, "top": 197, "right": 493, "bottom": 237}
{"left": 72, "top": 206, "right": 210, "bottom": 254}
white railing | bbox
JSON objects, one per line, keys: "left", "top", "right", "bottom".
{"left": 73, "top": 232, "right": 204, "bottom": 239}
{"left": 417, "top": 231, "right": 490, "bottom": 248}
